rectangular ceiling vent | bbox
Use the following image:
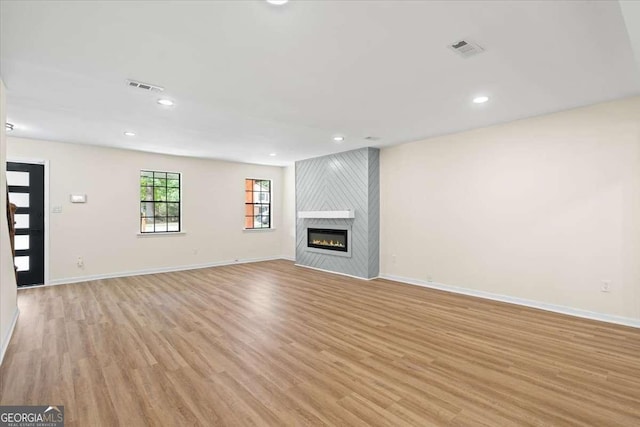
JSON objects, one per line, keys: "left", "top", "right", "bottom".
{"left": 448, "top": 40, "right": 484, "bottom": 58}
{"left": 126, "top": 79, "right": 164, "bottom": 93}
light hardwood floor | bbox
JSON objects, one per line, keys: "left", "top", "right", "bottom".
{"left": 1, "top": 260, "right": 639, "bottom": 426}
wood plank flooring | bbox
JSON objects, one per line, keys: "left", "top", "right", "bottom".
{"left": 1, "top": 260, "right": 639, "bottom": 426}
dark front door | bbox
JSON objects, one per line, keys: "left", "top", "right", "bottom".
{"left": 7, "top": 162, "right": 45, "bottom": 286}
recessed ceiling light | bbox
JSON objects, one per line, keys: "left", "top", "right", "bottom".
{"left": 5, "top": 122, "right": 14, "bottom": 132}
{"left": 473, "top": 96, "right": 489, "bottom": 104}
{"left": 266, "top": 0, "right": 289, "bottom": 5}
{"left": 157, "top": 99, "right": 174, "bottom": 106}
{"left": 269, "top": 153, "right": 277, "bottom": 157}
{"left": 333, "top": 136, "right": 345, "bottom": 142}
{"left": 124, "top": 131, "right": 136, "bottom": 137}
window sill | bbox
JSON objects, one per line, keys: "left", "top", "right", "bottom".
{"left": 137, "top": 231, "right": 186, "bottom": 237}
{"left": 243, "top": 228, "right": 276, "bottom": 232}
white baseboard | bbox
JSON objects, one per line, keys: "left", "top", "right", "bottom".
{"left": 1, "top": 307, "right": 19, "bottom": 366}
{"left": 281, "top": 255, "right": 296, "bottom": 261}
{"left": 41, "top": 256, "right": 290, "bottom": 287}
{"left": 379, "top": 274, "right": 640, "bottom": 329}
{"left": 295, "top": 263, "right": 378, "bottom": 281}
{"left": 24, "top": 256, "right": 638, "bottom": 329}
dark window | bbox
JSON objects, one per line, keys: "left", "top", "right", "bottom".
{"left": 140, "top": 170, "right": 181, "bottom": 233}
{"left": 245, "top": 179, "right": 271, "bottom": 229}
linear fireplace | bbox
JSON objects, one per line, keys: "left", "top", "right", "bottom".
{"left": 306, "top": 226, "right": 351, "bottom": 257}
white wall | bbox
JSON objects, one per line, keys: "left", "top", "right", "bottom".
{"left": 1, "top": 79, "right": 19, "bottom": 364}
{"left": 7, "top": 137, "right": 287, "bottom": 283}
{"left": 381, "top": 96, "right": 640, "bottom": 321}
{"left": 280, "top": 164, "right": 296, "bottom": 260}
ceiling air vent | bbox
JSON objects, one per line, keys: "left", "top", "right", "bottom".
{"left": 448, "top": 39, "right": 484, "bottom": 58}
{"left": 126, "top": 79, "right": 164, "bottom": 93}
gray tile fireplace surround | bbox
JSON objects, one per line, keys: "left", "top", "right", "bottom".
{"left": 295, "top": 147, "right": 379, "bottom": 279}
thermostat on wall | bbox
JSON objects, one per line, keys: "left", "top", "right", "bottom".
{"left": 70, "top": 194, "right": 87, "bottom": 203}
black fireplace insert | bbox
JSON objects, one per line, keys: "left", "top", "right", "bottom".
{"left": 307, "top": 228, "right": 348, "bottom": 252}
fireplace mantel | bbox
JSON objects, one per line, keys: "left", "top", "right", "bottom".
{"left": 297, "top": 210, "right": 355, "bottom": 219}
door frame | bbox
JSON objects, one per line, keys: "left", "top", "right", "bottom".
{"left": 7, "top": 158, "right": 50, "bottom": 287}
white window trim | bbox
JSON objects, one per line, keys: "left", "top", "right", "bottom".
{"left": 137, "top": 231, "right": 187, "bottom": 237}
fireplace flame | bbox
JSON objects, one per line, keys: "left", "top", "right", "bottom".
{"left": 312, "top": 239, "right": 345, "bottom": 248}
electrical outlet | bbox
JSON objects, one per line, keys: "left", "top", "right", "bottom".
{"left": 77, "top": 257, "right": 84, "bottom": 268}
{"left": 427, "top": 275, "right": 433, "bottom": 283}
{"left": 52, "top": 206, "right": 62, "bottom": 213}
{"left": 601, "top": 280, "right": 611, "bottom": 293}
{"left": 392, "top": 254, "right": 397, "bottom": 265}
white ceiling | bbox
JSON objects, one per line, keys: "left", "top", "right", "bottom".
{"left": 1, "top": 0, "right": 639, "bottom": 166}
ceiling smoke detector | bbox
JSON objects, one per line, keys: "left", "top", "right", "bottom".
{"left": 126, "top": 79, "right": 164, "bottom": 93}
{"left": 448, "top": 39, "right": 484, "bottom": 58}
